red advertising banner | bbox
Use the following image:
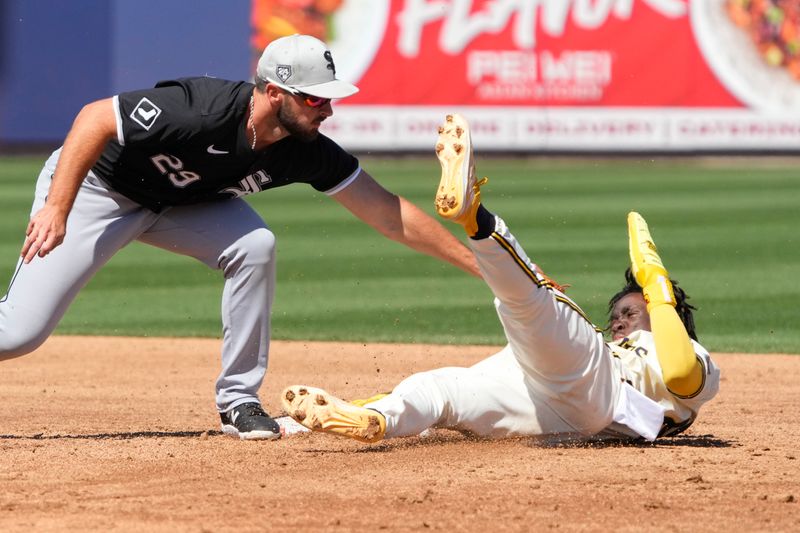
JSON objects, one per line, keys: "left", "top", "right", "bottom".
{"left": 253, "top": 0, "right": 800, "bottom": 151}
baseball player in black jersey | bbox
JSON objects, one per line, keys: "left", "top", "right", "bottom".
{"left": 0, "top": 35, "right": 479, "bottom": 440}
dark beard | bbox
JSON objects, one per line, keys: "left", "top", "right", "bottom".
{"left": 277, "top": 101, "right": 320, "bottom": 142}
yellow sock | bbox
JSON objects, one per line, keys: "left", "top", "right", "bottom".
{"left": 350, "top": 393, "right": 389, "bottom": 407}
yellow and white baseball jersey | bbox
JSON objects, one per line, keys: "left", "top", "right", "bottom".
{"left": 606, "top": 329, "right": 721, "bottom": 438}
{"left": 367, "top": 216, "right": 720, "bottom": 443}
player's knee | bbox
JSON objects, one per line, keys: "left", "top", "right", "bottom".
{"left": 0, "top": 327, "right": 48, "bottom": 361}
{"left": 239, "top": 227, "right": 276, "bottom": 262}
{"left": 221, "top": 228, "right": 276, "bottom": 273}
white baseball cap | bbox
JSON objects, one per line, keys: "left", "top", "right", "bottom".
{"left": 256, "top": 34, "right": 359, "bottom": 99}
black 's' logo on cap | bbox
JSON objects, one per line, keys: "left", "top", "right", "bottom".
{"left": 324, "top": 51, "right": 336, "bottom": 75}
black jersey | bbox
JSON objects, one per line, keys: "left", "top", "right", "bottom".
{"left": 91, "top": 77, "right": 359, "bottom": 212}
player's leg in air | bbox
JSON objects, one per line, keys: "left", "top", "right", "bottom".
{"left": 281, "top": 114, "right": 620, "bottom": 443}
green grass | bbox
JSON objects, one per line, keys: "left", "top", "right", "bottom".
{"left": 1, "top": 155, "right": 798, "bottom": 353}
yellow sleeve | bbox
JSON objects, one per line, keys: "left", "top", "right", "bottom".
{"left": 648, "top": 303, "right": 703, "bottom": 397}
{"left": 628, "top": 211, "right": 703, "bottom": 397}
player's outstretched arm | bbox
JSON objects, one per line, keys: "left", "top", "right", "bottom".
{"left": 648, "top": 304, "right": 703, "bottom": 396}
{"left": 628, "top": 212, "right": 703, "bottom": 396}
{"left": 21, "top": 98, "right": 117, "bottom": 263}
{"left": 332, "top": 170, "right": 481, "bottom": 278}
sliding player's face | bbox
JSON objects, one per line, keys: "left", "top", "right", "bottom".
{"left": 609, "top": 292, "right": 651, "bottom": 341}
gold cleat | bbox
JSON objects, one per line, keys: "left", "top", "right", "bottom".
{"left": 434, "top": 113, "right": 487, "bottom": 236}
{"left": 627, "top": 211, "right": 675, "bottom": 309}
{"left": 281, "top": 385, "right": 386, "bottom": 444}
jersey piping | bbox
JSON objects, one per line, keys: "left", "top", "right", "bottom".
{"left": 323, "top": 166, "right": 362, "bottom": 195}
{"left": 112, "top": 95, "right": 124, "bottom": 146}
{"left": 490, "top": 231, "right": 602, "bottom": 333}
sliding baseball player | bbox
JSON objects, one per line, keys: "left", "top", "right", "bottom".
{"left": 281, "top": 114, "right": 720, "bottom": 443}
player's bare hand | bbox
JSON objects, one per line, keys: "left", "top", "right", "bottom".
{"left": 21, "top": 206, "right": 68, "bottom": 263}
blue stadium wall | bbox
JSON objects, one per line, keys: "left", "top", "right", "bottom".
{"left": 0, "top": 0, "right": 251, "bottom": 144}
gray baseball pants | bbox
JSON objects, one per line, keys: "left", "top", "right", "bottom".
{"left": 0, "top": 149, "right": 276, "bottom": 412}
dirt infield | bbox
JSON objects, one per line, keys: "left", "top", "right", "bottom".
{"left": 1, "top": 336, "right": 798, "bottom": 532}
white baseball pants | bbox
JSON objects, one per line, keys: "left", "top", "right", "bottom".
{"left": 368, "top": 216, "right": 620, "bottom": 439}
{"left": 0, "top": 149, "right": 275, "bottom": 411}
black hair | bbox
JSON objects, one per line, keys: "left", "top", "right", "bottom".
{"left": 254, "top": 76, "right": 268, "bottom": 93}
{"left": 606, "top": 268, "right": 698, "bottom": 341}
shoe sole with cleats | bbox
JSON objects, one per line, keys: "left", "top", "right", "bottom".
{"left": 434, "top": 114, "right": 477, "bottom": 223}
{"left": 281, "top": 385, "right": 386, "bottom": 444}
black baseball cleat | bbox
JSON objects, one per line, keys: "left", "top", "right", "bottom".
{"left": 220, "top": 402, "right": 281, "bottom": 440}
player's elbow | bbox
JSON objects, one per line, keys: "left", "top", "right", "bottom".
{"left": 664, "top": 359, "right": 703, "bottom": 397}
{"left": 370, "top": 201, "right": 406, "bottom": 242}
{"left": 378, "top": 220, "right": 405, "bottom": 243}
{"left": 662, "top": 357, "right": 696, "bottom": 382}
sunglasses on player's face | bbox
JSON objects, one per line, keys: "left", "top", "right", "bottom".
{"left": 285, "top": 87, "right": 331, "bottom": 108}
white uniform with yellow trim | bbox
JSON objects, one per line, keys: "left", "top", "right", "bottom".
{"left": 600, "top": 330, "right": 720, "bottom": 439}
{"left": 367, "top": 215, "right": 720, "bottom": 441}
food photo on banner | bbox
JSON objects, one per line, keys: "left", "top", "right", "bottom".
{"left": 251, "top": 0, "right": 800, "bottom": 152}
